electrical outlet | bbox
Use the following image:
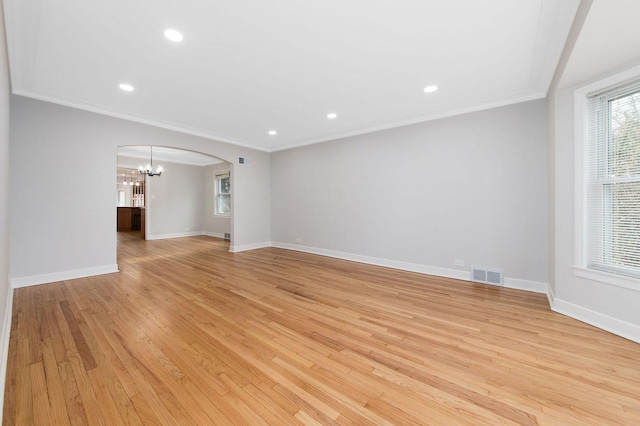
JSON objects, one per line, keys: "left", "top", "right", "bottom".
{"left": 295, "top": 238, "right": 302, "bottom": 244}
{"left": 454, "top": 259, "right": 465, "bottom": 267}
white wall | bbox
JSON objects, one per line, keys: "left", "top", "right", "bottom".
{"left": 9, "top": 96, "right": 271, "bottom": 286}
{"left": 204, "top": 163, "right": 231, "bottom": 238}
{"left": 547, "top": 1, "right": 640, "bottom": 343}
{"left": 147, "top": 160, "right": 205, "bottom": 239}
{"left": 0, "top": 1, "right": 13, "bottom": 417}
{"left": 272, "top": 100, "right": 548, "bottom": 290}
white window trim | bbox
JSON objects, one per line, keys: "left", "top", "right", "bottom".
{"left": 573, "top": 265, "right": 640, "bottom": 291}
{"left": 573, "top": 63, "right": 640, "bottom": 290}
{"left": 214, "top": 169, "right": 231, "bottom": 217}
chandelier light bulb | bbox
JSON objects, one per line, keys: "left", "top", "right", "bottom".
{"left": 139, "top": 147, "right": 163, "bottom": 177}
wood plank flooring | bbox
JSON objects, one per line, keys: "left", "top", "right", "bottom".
{"left": 4, "top": 232, "right": 640, "bottom": 425}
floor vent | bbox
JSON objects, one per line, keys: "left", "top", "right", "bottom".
{"left": 470, "top": 267, "right": 503, "bottom": 286}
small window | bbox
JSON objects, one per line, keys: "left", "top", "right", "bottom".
{"left": 215, "top": 171, "right": 231, "bottom": 216}
{"left": 586, "top": 81, "right": 640, "bottom": 279}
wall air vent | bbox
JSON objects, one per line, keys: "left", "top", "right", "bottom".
{"left": 470, "top": 267, "right": 503, "bottom": 286}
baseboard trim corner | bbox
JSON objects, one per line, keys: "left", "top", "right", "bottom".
{"left": 547, "top": 285, "right": 556, "bottom": 307}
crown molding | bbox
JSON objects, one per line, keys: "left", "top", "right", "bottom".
{"left": 14, "top": 88, "right": 545, "bottom": 154}
{"left": 270, "top": 91, "right": 547, "bottom": 152}
{"left": 12, "top": 89, "right": 270, "bottom": 152}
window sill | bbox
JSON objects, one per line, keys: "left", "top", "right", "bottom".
{"left": 573, "top": 266, "right": 640, "bottom": 291}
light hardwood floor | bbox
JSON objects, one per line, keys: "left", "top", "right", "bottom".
{"left": 4, "top": 233, "right": 640, "bottom": 425}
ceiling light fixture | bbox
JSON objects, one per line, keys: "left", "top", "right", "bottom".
{"left": 119, "top": 83, "right": 134, "bottom": 92}
{"left": 138, "top": 146, "right": 163, "bottom": 177}
{"left": 423, "top": 85, "right": 438, "bottom": 93}
{"left": 268, "top": 130, "right": 277, "bottom": 135}
{"left": 164, "top": 29, "right": 184, "bottom": 42}
{"left": 327, "top": 113, "right": 337, "bottom": 119}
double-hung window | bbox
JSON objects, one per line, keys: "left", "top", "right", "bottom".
{"left": 586, "top": 81, "right": 640, "bottom": 279}
{"left": 215, "top": 171, "right": 231, "bottom": 216}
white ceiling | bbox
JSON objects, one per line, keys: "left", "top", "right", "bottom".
{"left": 4, "top": 0, "right": 580, "bottom": 152}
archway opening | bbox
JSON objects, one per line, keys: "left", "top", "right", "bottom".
{"left": 116, "top": 145, "right": 232, "bottom": 246}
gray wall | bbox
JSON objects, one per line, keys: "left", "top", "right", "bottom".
{"left": 9, "top": 96, "right": 271, "bottom": 284}
{"left": 272, "top": 99, "right": 548, "bottom": 286}
{"left": 0, "top": 1, "right": 12, "bottom": 412}
{"left": 10, "top": 98, "right": 117, "bottom": 280}
{"left": 204, "top": 163, "right": 232, "bottom": 238}
{"left": 147, "top": 160, "right": 206, "bottom": 238}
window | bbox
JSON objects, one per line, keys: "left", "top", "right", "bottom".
{"left": 215, "top": 171, "right": 231, "bottom": 216}
{"left": 132, "top": 181, "right": 145, "bottom": 207}
{"left": 586, "top": 81, "right": 640, "bottom": 279}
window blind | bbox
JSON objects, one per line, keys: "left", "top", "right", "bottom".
{"left": 586, "top": 81, "right": 640, "bottom": 278}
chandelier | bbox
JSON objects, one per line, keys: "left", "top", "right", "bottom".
{"left": 122, "top": 169, "right": 139, "bottom": 186}
{"left": 138, "top": 146, "right": 163, "bottom": 177}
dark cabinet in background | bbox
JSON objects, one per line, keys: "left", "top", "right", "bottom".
{"left": 117, "top": 207, "right": 141, "bottom": 231}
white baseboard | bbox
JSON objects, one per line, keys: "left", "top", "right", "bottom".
{"left": 146, "top": 231, "right": 205, "bottom": 241}
{"left": 271, "top": 242, "right": 549, "bottom": 295}
{"left": 0, "top": 284, "right": 13, "bottom": 424}
{"left": 547, "top": 285, "right": 556, "bottom": 307}
{"left": 10, "top": 264, "right": 119, "bottom": 288}
{"left": 203, "top": 231, "right": 227, "bottom": 239}
{"left": 550, "top": 296, "right": 640, "bottom": 344}
{"left": 272, "top": 241, "right": 469, "bottom": 281}
{"left": 503, "top": 277, "right": 548, "bottom": 294}
{"left": 230, "top": 241, "right": 271, "bottom": 253}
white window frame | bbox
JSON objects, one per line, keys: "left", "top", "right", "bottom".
{"left": 214, "top": 170, "right": 231, "bottom": 217}
{"left": 574, "top": 64, "right": 640, "bottom": 290}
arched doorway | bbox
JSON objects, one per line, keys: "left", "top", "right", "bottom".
{"left": 116, "top": 146, "right": 232, "bottom": 244}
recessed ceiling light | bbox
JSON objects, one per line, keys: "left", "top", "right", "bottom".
{"left": 164, "top": 29, "right": 184, "bottom": 42}
{"left": 119, "top": 83, "right": 134, "bottom": 92}
{"left": 424, "top": 85, "right": 438, "bottom": 93}
{"left": 268, "top": 130, "right": 277, "bottom": 136}
{"left": 327, "top": 113, "right": 337, "bottom": 119}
